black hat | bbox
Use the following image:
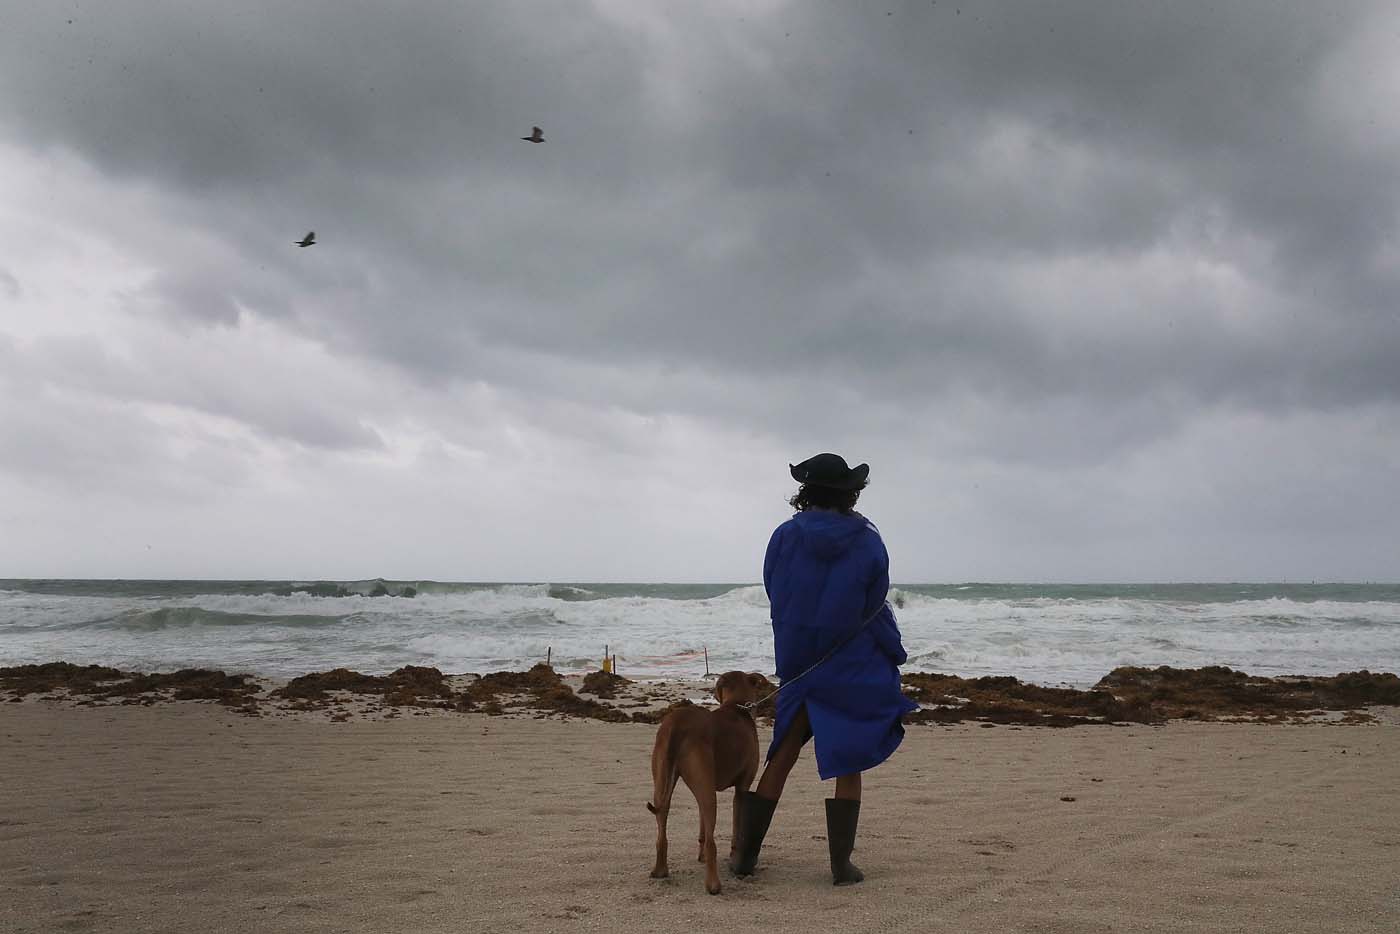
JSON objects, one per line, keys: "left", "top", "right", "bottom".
{"left": 789, "top": 453, "right": 870, "bottom": 490}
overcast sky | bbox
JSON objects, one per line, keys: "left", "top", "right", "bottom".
{"left": 2, "top": 0, "right": 1398, "bottom": 582}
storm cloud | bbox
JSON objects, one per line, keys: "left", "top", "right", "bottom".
{"left": 2, "top": 0, "right": 1398, "bottom": 580}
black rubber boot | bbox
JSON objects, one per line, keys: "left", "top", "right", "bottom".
{"left": 824, "top": 798, "right": 864, "bottom": 885}
{"left": 728, "top": 790, "right": 778, "bottom": 877}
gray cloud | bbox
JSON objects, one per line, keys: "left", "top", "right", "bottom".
{"left": 3, "top": 0, "right": 1400, "bottom": 577}
{"left": 6, "top": 2, "right": 1394, "bottom": 420}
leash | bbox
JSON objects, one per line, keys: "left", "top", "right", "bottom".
{"left": 741, "top": 602, "right": 889, "bottom": 711}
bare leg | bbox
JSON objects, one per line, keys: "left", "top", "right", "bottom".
{"left": 834, "top": 771, "right": 862, "bottom": 801}
{"left": 755, "top": 704, "right": 810, "bottom": 801}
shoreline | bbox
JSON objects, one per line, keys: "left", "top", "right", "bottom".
{"left": 4, "top": 660, "right": 1399, "bottom": 727}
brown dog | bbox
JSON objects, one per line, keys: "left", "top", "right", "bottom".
{"left": 646, "top": 671, "right": 763, "bottom": 894}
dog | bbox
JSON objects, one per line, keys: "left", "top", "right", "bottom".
{"left": 646, "top": 670, "right": 764, "bottom": 894}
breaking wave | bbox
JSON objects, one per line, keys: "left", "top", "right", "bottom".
{"left": 1, "top": 580, "right": 1396, "bottom": 685}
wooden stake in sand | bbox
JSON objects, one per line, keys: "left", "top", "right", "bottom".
{"left": 546, "top": 646, "right": 552, "bottom": 668}
{"left": 603, "top": 645, "right": 612, "bottom": 674}
{"left": 704, "top": 645, "right": 710, "bottom": 677}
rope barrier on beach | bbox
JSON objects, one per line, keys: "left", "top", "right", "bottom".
{"left": 540, "top": 645, "right": 717, "bottom": 679}
{"left": 625, "top": 649, "right": 707, "bottom": 661}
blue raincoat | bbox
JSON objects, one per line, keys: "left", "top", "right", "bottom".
{"left": 763, "top": 510, "right": 918, "bottom": 780}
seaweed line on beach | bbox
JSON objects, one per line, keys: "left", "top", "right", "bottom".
{"left": 2, "top": 661, "right": 1397, "bottom": 726}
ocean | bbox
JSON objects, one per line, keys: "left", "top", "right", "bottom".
{"left": 1, "top": 580, "right": 1397, "bottom": 688}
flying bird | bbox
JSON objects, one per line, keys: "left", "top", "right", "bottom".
{"left": 295, "top": 231, "right": 316, "bottom": 248}
{"left": 521, "top": 126, "right": 545, "bottom": 143}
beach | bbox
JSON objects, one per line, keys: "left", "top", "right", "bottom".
{"left": 4, "top": 693, "right": 1398, "bottom": 934}
{"left": 4, "top": 578, "right": 1399, "bottom": 932}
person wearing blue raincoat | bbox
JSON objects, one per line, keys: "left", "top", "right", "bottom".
{"left": 729, "top": 453, "right": 917, "bottom": 886}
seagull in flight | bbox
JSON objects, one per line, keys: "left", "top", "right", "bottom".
{"left": 521, "top": 126, "right": 545, "bottom": 143}
{"left": 295, "top": 231, "right": 316, "bottom": 248}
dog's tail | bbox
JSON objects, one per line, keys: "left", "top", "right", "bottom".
{"left": 646, "top": 763, "right": 676, "bottom": 815}
{"left": 646, "top": 724, "right": 682, "bottom": 816}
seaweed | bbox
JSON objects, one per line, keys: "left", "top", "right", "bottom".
{"left": 0, "top": 663, "right": 262, "bottom": 713}
{"left": 901, "top": 671, "right": 1154, "bottom": 726}
{"left": 0, "top": 662, "right": 128, "bottom": 697}
{"left": 9, "top": 658, "right": 1396, "bottom": 727}
{"left": 901, "top": 666, "right": 1399, "bottom": 727}
{"left": 580, "top": 669, "right": 632, "bottom": 698}
{"left": 465, "top": 664, "right": 630, "bottom": 721}
{"left": 275, "top": 665, "right": 453, "bottom": 707}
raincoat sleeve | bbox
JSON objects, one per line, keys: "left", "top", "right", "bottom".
{"left": 864, "top": 532, "right": 909, "bottom": 666}
{"left": 763, "top": 524, "right": 784, "bottom": 600}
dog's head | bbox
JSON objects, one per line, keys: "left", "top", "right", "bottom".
{"left": 714, "top": 670, "right": 765, "bottom": 707}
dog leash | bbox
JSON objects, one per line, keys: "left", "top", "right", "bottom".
{"left": 741, "top": 602, "right": 889, "bottom": 712}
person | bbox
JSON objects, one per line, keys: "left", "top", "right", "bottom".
{"left": 730, "top": 452, "right": 917, "bottom": 885}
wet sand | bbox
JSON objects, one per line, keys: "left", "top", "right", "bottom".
{"left": 3, "top": 699, "right": 1398, "bottom": 933}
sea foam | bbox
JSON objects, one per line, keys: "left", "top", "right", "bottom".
{"left": 1, "top": 581, "right": 1396, "bottom": 686}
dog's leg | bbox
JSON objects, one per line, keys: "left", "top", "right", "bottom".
{"left": 695, "top": 789, "right": 703, "bottom": 860}
{"left": 679, "top": 747, "right": 721, "bottom": 895}
{"left": 699, "top": 782, "right": 720, "bottom": 895}
{"left": 650, "top": 788, "right": 671, "bottom": 879}
{"left": 695, "top": 780, "right": 706, "bottom": 862}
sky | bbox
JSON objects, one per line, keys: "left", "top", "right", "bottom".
{"left": 2, "top": 0, "right": 1399, "bottom": 582}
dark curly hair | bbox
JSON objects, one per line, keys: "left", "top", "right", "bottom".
{"left": 789, "top": 481, "right": 866, "bottom": 514}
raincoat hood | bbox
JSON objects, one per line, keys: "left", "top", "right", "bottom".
{"left": 789, "top": 510, "right": 872, "bottom": 562}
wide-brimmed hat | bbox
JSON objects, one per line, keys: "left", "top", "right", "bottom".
{"left": 789, "top": 452, "right": 870, "bottom": 490}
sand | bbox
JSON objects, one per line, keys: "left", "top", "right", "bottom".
{"left": 2, "top": 700, "right": 1398, "bottom": 934}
